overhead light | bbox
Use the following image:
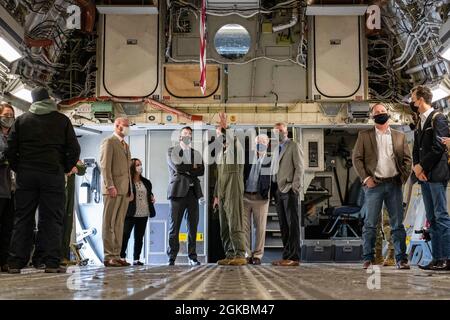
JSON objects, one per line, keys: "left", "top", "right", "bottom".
{"left": 0, "top": 37, "right": 22, "bottom": 62}
{"left": 431, "top": 85, "right": 450, "bottom": 103}
{"left": 430, "top": 77, "right": 450, "bottom": 103}
{"left": 439, "top": 18, "right": 450, "bottom": 61}
{"left": 440, "top": 47, "right": 450, "bottom": 61}
{"left": 306, "top": 5, "right": 368, "bottom": 16}
{"left": 11, "top": 84, "right": 33, "bottom": 103}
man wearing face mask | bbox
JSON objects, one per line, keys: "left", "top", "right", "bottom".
{"left": 411, "top": 85, "right": 450, "bottom": 271}
{"left": 167, "top": 126, "right": 204, "bottom": 266}
{"left": 271, "top": 123, "right": 304, "bottom": 267}
{"left": 0, "top": 102, "right": 15, "bottom": 272}
{"left": 352, "top": 103, "right": 411, "bottom": 270}
{"left": 6, "top": 87, "right": 80, "bottom": 274}
{"left": 100, "top": 117, "right": 133, "bottom": 267}
{"left": 243, "top": 134, "right": 272, "bottom": 265}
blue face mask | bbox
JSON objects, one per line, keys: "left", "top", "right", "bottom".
{"left": 256, "top": 143, "right": 267, "bottom": 152}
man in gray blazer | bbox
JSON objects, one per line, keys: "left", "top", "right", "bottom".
{"left": 100, "top": 117, "right": 132, "bottom": 267}
{"left": 272, "top": 122, "right": 304, "bottom": 266}
{"left": 167, "top": 126, "right": 204, "bottom": 266}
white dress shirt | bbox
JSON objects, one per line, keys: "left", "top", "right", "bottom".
{"left": 373, "top": 127, "right": 398, "bottom": 179}
{"left": 420, "top": 108, "right": 434, "bottom": 130}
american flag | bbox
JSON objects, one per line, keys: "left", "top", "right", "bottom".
{"left": 199, "top": 0, "right": 207, "bottom": 95}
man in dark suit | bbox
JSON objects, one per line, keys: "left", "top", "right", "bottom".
{"left": 411, "top": 85, "right": 450, "bottom": 271}
{"left": 167, "top": 126, "right": 204, "bottom": 266}
{"left": 353, "top": 103, "right": 411, "bottom": 270}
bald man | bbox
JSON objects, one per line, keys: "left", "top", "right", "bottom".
{"left": 100, "top": 117, "right": 133, "bottom": 267}
{"left": 352, "top": 103, "right": 411, "bottom": 270}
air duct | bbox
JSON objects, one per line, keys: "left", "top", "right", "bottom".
{"left": 273, "top": 8, "right": 298, "bottom": 33}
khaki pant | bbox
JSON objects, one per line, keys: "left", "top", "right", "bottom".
{"left": 244, "top": 193, "right": 269, "bottom": 259}
{"left": 102, "top": 195, "right": 130, "bottom": 261}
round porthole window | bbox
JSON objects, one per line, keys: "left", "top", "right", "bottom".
{"left": 214, "top": 24, "right": 251, "bottom": 60}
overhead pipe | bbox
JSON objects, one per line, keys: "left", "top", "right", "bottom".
{"left": 272, "top": 8, "right": 298, "bottom": 33}
{"left": 74, "top": 0, "right": 96, "bottom": 33}
{"left": 24, "top": 36, "right": 53, "bottom": 48}
{"left": 405, "top": 59, "right": 440, "bottom": 75}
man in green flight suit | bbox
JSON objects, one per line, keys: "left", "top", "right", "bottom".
{"left": 213, "top": 112, "right": 247, "bottom": 266}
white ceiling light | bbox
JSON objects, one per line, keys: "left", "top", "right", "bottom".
{"left": 431, "top": 85, "right": 450, "bottom": 103}
{"left": 306, "top": 5, "right": 368, "bottom": 16}
{"left": 0, "top": 37, "right": 22, "bottom": 63}
{"left": 439, "top": 18, "right": 450, "bottom": 61}
{"left": 440, "top": 47, "right": 450, "bottom": 61}
{"left": 430, "top": 78, "right": 450, "bottom": 103}
{"left": 11, "top": 85, "right": 33, "bottom": 103}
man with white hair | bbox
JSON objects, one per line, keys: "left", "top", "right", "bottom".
{"left": 243, "top": 134, "right": 272, "bottom": 265}
{"left": 352, "top": 103, "right": 411, "bottom": 270}
{"left": 100, "top": 117, "right": 133, "bottom": 267}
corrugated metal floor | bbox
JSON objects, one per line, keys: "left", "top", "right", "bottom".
{"left": 0, "top": 264, "right": 449, "bottom": 300}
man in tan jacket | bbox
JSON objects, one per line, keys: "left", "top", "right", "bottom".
{"left": 100, "top": 117, "right": 132, "bottom": 267}
{"left": 352, "top": 103, "right": 411, "bottom": 270}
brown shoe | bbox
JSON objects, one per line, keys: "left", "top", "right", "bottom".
{"left": 271, "top": 259, "right": 284, "bottom": 266}
{"left": 246, "top": 257, "right": 253, "bottom": 264}
{"left": 252, "top": 257, "right": 261, "bottom": 265}
{"left": 363, "top": 260, "right": 374, "bottom": 269}
{"left": 104, "top": 259, "right": 122, "bottom": 267}
{"left": 116, "top": 259, "right": 131, "bottom": 267}
{"left": 278, "top": 260, "right": 299, "bottom": 266}
{"left": 396, "top": 260, "right": 410, "bottom": 270}
{"left": 229, "top": 257, "right": 247, "bottom": 266}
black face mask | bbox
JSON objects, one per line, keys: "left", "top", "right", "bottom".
{"left": 180, "top": 136, "right": 191, "bottom": 145}
{"left": 373, "top": 113, "right": 390, "bottom": 125}
{"left": 409, "top": 101, "right": 419, "bottom": 114}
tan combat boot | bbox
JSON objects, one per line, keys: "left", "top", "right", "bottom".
{"left": 374, "top": 248, "right": 384, "bottom": 265}
{"left": 383, "top": 249, "right": 396, "bottom": 266}
{"left": 228, "top": 257, "right": 248, "bottom": 266}
{"left": 217, "top": 258, "right": 232, "bottom": 265}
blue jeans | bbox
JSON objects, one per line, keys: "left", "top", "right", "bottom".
{"left": 362, "top": 182, "right": 407, "bottom": 262}
{"left": 420, "top": 182, "right": 450, "bottom": 260}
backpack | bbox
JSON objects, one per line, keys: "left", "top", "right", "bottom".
{"left": 430, "top": 112, "right": 450, "bottom": 166}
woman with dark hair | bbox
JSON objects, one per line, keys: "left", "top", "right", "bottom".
{"left": 120, "top": 158, "right": 156, "bottom": 265}
{"left": 0, "top": 102, "right": 15, "bottom": 272}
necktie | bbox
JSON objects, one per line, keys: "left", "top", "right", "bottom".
{"left": 121, "top": 140, "right": 129, "bottom": 159}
